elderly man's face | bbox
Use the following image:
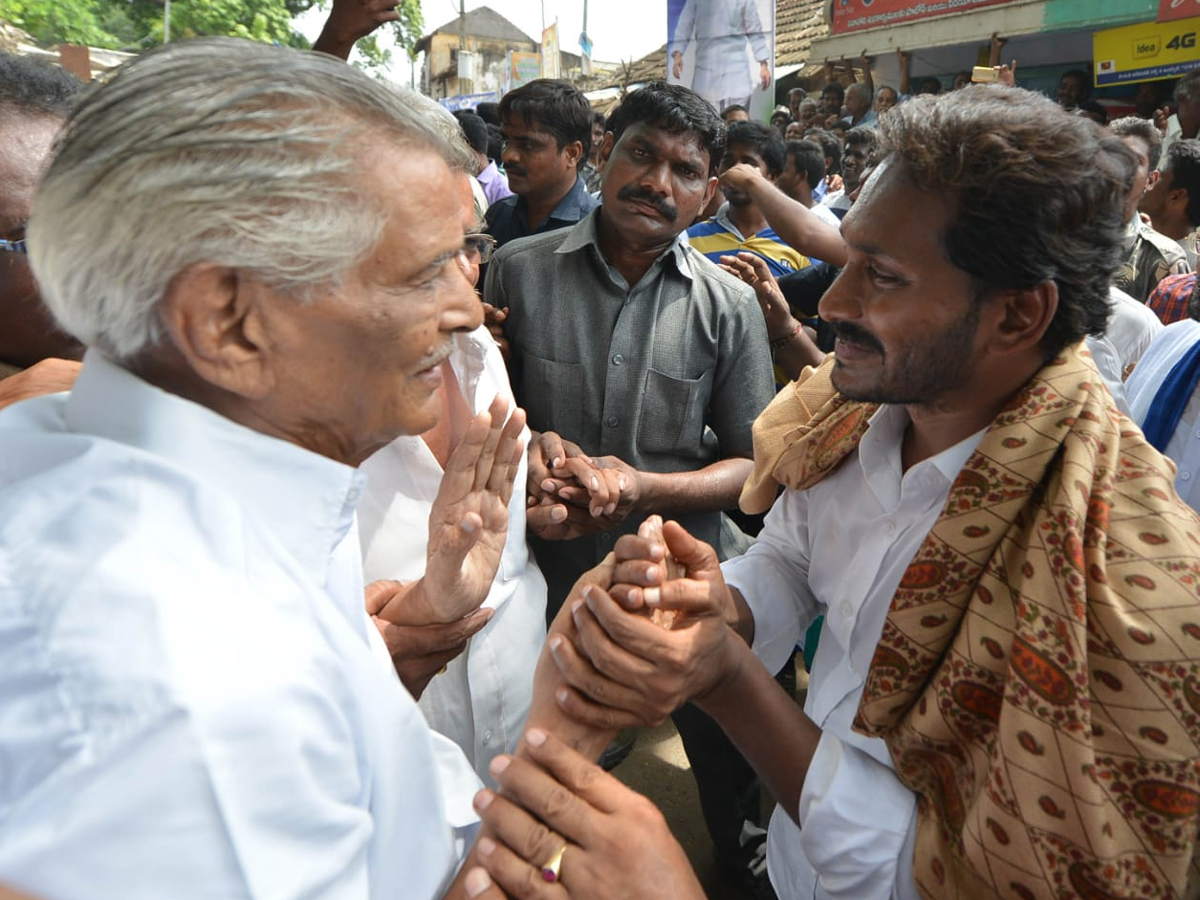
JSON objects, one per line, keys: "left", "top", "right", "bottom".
{"left": 819, "top": 161, "right": 984, "bottom": 407}
{"left": 263, "top": 146, "right": 482, "bottom": 464}
{"left": 0, "top": 110, "right": 83, "bottom": 368}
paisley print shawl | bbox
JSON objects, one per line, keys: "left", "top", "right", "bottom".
{"left": 741, "top": 345, "right": 1200, "bottom": 900}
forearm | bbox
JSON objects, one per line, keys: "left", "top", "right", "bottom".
{"left": 748, "top": 180, "right": 847, "bottom": 267}
{"left": 312, "top": 27, "right": 356, "bottom": 60}
{"left": 771, "top": 324, "right": 826, "bottom": 381}
{"left": 693, "top": 637, "right": 820, "bottom": 817}
{"left": 638, "top": 457, "right": 753, "bottom": 516}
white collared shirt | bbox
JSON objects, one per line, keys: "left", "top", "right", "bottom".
{"left": 723, "top": 404, "right": 984, "bottom": 900}
{"left": 359, "top": 327, "right": 546, "bottom": 783}
{"left": 0, "top": 352, "right": 478, "bottom": 900}
{"left": 1127, "top": 318, "right": 1200, "bottom": 512}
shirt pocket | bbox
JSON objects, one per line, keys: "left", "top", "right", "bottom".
{"left": 518, "top": 350, "right": 584, "bottom": 440}
{"left": 637, "top": 367, "right": 713, "bottom": 456}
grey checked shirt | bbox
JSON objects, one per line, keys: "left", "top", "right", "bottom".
{"left": 485, "top": 208, "right": 774, "bottom": 604}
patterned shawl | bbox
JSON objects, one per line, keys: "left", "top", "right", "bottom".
{"left": 741, "top": 344, "right": 1200, "bottom": 900}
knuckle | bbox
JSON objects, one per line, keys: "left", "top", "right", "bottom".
{"left": 519, "top": 819, "right": 557, "bottom": 859}
{"left": 541, "top": 784, "right": 574, "bottom": 820}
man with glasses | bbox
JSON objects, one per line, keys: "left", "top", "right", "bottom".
{"left": 0, "top": 51, "right": 85, "bottom": 410}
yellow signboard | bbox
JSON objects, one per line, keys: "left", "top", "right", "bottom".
{"left": 1094, "top": 17, "right": 1200, "bottom": 86}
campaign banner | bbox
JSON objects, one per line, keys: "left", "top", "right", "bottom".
{"left": 542, "top": 23, "right": 561, "bottom": 80}
{"left": 1094, "top": 17, "right": 1200, "bottom": 86}
{"left": 437, "top": 92, "right": 499, "bottom": 112}
{"left": 667, "top": 0, "right": 775, "bottom": 121}
{"left": 506, "top": 51, "right": 541, "bottom": 92}
{"left": 1159, "top": 0, "right": 1200, "bottom": 23}
{"left": 831, "top": 0, "right": 1021, "bottom": 35}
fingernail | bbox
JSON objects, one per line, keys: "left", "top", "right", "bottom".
{"left": 465, "top": 868, "right": 492, "bottom": 898}
{"left": 571, "top": 598, "right": 584, "bottom": 615}
{"left": 549, "top": 634, "right": 564, "bottom": 653}
{"left": 526, "top": 727, "right": 547, "bottom": 746}
{"left": 644, "top": 568, "right": 661, "bottom": 584}
{"left": 551, "top": 506, "right": 567, "bottom": 522}
{"left": 552, "top": 457, "right": 562, "bottom": 468}
{"left": 477, "top": 837, "right": 497, "bottom": 857}
{"left": 590, "top": 475, "right": 598, "bottom": 490}
{"left": 604, "top": 503, "right": 616, "bottom": 516}
{"left": 490, "top": 755, "right": 511, "bottom": 776}
{"left": 644, "top": 587, "right": 661, "bottom": 606}
{"left": 618, "top": 475, "right": 627, "bottom": 491}
{"left": 460, "top": 518, "right": 476, "bottom": 534}
{"left": 474, "top": 789, "right": 495, "bottom": 811}
{"left": 555, "top": 686, "right": 569, "bottom": 705}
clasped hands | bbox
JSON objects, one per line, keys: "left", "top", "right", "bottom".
{"left": 459, "top": 519, "right": 746, "bottom": 900}
{"left": 525, "top": 430, "right": 642, "bottom": 540}
{"left": 367, "top": 395, "right": 527, "bottom": 698}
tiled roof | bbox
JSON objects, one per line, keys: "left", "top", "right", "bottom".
{"left": 416, "top": 6, "right": 536, "bottom": 53}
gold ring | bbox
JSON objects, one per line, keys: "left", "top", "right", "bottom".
{"left": 540, "top": 843, "right": 567, "bottom": 883}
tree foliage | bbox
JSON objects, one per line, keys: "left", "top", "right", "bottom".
{"left": 0, "top": 0, "right": 424, "bottom": 67}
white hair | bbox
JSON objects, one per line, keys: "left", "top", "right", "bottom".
{"left": 28, "top": 38, "right": 456, "bottom": 359}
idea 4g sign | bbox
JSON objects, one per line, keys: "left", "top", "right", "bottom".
{"left": 1159, "top": 0, "right": 1200, "bottom": 23}
{"left": 1094, "top": 17, "right": 1200, "bottom": 86}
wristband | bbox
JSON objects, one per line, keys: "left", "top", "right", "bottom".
{"left": 769, "top": 322, "right": 802, "bottom": 350}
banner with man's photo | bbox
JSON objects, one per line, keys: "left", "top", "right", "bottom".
{"left": 666, "top": 0, "right": 775, "bottom": 122}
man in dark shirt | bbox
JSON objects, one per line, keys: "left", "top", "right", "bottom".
{"left": 485, "top": 79, "right": 598, "bottom": 247}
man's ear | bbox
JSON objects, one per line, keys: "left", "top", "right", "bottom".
{"left": 157, "top": 264, "right": 275, "bottom": 400}
{"left": 597, "top": 132, "right": 616, "bottom": 167}
{"left": 1146, "top": 169, "right": 1161, "bottom": 191}
{"left": 563, "top": 139, "right": 585, "bottom": 169}
{"left": 701, "top": 174, "right": 719, "bottom": 212}
{"left": 987, "top": 281, "right": 1058, "bottom": 358}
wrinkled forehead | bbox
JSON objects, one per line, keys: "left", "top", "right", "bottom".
{"left": 617, "top": 121, "right": 711, "bottom": 168}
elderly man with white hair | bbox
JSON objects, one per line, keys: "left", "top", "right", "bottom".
{"left": 0, "top": 38, "right": 527, "bottom": 900}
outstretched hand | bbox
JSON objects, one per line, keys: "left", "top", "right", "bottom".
{"left": 375, "top": 395, "right": 526, "bottom": 625}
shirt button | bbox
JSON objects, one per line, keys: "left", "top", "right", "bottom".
{"left": 605, "top": 415, "right": 619, "bottom": 428}
{"left": 482, "top": 731, "right": 493, "bottom": 745}
{"left": 612, "top": 353, "right": 624, "bottom": 366}
{"left": 600, "top": 532, "right": 612, "bottom": 543}
{"left": 1182, "top": 471, "right": 1192, "bottom": 481}
{"left": 883, "top": 520, "right": 896, "bottom": 535}
{"left": 839, "top": 601, "right": 853, "bottom": 619}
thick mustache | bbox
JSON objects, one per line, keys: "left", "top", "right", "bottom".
{"left": 833, "top": 322, "right": 884, "bottom": 355}
{"left": 617, "top": 185, "right": 678, "bottom": 223}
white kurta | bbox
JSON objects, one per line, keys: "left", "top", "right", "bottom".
{"left": 0, "top": 352, "right": 478, "bottom": 900}
{"left": 722, "top": 404, "right": 984, "bottom": 900}
{"left": 359, "top": 327, "right": 546, "bottom": 784}
{"left": 671, "top": 0, "right": 771, "bottom": 106}
{"left": 1127, "top": 317, "right": 1200, "bottom": 513}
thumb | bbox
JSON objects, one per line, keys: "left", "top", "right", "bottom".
{"left": 662, "top": 520, "right": 721, "bottom": 578}
{"left": 364, "top": 579, "right": 404, "bottom": 616}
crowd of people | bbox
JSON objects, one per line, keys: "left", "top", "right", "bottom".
{"left": 1, "top": 3, "right": 1200, "bottom": 900}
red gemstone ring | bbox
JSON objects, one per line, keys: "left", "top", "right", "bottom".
{"left": 540, "top": 844, "right": 566, "bottom": 883}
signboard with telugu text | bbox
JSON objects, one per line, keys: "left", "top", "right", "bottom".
{"left": 830, "top": 0, "right": 1022, "bottom": 35}
{"left": 1094, "top": 17, "right": 1200, "bottom": 87}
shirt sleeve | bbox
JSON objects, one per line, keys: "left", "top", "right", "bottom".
{"left": 708, "top": 284, "right": 773, "bottom": 458}
{"left": 795, "top": 731, "right": 920, "bottom": 900}
{"left": 722, "top": 488, "right": 820, "bottom": 675}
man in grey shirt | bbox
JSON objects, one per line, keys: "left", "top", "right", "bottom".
{"left": 484, "top": 80, "right": 774, "bottom": 883}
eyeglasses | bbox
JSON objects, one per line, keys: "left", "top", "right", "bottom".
{"left": 463, "top": 233, "right": 496, "bottom": 265}
{"left": 0, "top": 238, "right": 27, "bottom": 255}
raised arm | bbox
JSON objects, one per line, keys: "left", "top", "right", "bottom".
{"left": 312, "top": 0, "right": 401, "bottom": 60}
{"left": 721, "top": 163, "right": 848, "bottom": 267}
